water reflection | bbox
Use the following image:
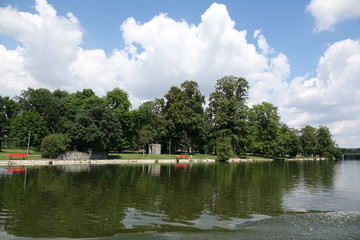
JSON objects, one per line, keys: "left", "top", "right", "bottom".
{"left": 0, "top": 161, "right": 358, "bottom": 239}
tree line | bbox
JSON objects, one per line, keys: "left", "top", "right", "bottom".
{"left": 0, "top": 76, "right": 340, "bottom": 159}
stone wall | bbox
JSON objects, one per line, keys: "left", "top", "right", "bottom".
{"left": 58, "top": 152, "right": 108, "bottom": 160}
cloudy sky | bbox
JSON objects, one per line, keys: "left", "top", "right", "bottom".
{"left": 0, "top": 0, "right": 359, "bottom": 148}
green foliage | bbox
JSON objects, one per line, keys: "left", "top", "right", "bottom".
{"left": 105, "top": 88, "right": 131, "bottom": 112}
{"left": 316, "top": 126, "right": 340, "bottom": 158}
{"left": 277, "top": 125, "right": 301, "bottom": 157}
{"left": 41, "top": 133, "right": 70, "bottom": 158}
{"left": 10, "top": 111, "right": 49, "bottom": 149}
{"left": 1, "top": 80, "right": 340, "bottom": 158}
{"left": 163, "top": 81, "right": 206, "bottom": 153}
{"left": 17, "top": 88, "right": 68, "bottom": 133}
{"left": 66, "top": 96, "right": 122, "bottom": 152}
{"left": 216, "top": 136, "right": 235, "bottom": 161}
{"left": 138, "top": 125, "right": 154, "bottom": 156}
{"left": 0, "top": 96, "right": 18, "bottom": 151}
{"left": 207, "top": 76, "right": 250, "bottom": 154}
{"left": 300, "top": 125, "right": 318, "bottom": 156}
{"left": 249, "top": 102, "right": 281, "bottom": 157}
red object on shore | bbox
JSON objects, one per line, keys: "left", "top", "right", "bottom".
{"left": 175, "top": 155, "right": 188, "bottom": 159}
{"left": 7, "top": 153, "right": 27, "bottom": 159}
{"left": 6, "top": 168, "right": 26, "bottom": 172}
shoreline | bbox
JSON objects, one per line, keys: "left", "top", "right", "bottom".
{"left": 0, "top": 157, "right": 327, "bottom": 167}
{"left": 0, "top": 159, "right": 216, "bottom": 166}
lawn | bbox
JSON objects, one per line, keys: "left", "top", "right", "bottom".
{"left": 0, "top": 149, "right": 277, "bottom": 161}
{"left": 0, "top": 148, "right": 41, "bottom": 160}
{"left": 108, "top": 152, "right": 217, "bottom": 160}
{"left": 0, "top": 149, "right": 217, "bottom": 161}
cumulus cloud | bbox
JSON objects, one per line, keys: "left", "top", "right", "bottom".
{"left": 0, "top": 1, "right": 289, "bottom": 104}
{"left": 0, "top": 0, "right": 359, "bottom": 146}
{"left": 278, "top": 39, "right": 360, "bottom": 147}
{"left": 0, "top": 45, "right": 38, "bottom": 95}
{"left": 119, "top": 3, "right": 290, "bottom": 103}
{"left": 307, "top": 0, "right": 360, "bottom": 31}
{"left": 0, "top": 0, "right": 82, "bottom": 88}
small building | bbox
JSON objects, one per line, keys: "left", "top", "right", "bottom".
{"left": 148, "top": 144, "right": 161, "bottom": 154}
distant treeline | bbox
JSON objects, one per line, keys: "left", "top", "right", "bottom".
{"left": 340, "top": 148, "right": 360, "bottom": 154}
{"left": 0, "top": 76, "right": 340, "bottom": 159}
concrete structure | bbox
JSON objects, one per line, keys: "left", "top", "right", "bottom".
{"left": 148, "top": 144, "right": 161, "bottom": 154}
{"left": 58, "top": 152, "right": 108, "bottom": 160}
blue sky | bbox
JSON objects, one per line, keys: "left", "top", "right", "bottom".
{"left": 0, "top": 0, "right": 360, "bottom": 147}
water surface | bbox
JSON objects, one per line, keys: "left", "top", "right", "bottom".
{"left": 0, "top": 160, "right": 359, "bottom": 239}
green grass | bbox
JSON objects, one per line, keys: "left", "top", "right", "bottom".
{"left": 0, "top": 148, "right": 41, "bottom": 160}
{"left": 109, "top": 152, "right": 217, "bottom": 160}
{"left": 0, "top": 148, "right": 277, "bottom": 161}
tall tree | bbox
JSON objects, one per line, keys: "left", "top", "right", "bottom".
{"left": 66, "top": 96, "right": 121, "bottom": 152}
{"left": 105, "top": 88, "right": 131, "bottom": 113}
{"left": 137, "top": 99, "right": 166, "bottom": 144}
{"left": 104, "top": 88, "right": 132, "bottom": 151}
{"left": 249, "top": 102, "right": 281, "bottom": 156}
{"left": 17, "top": 88, "right": 69, "bottom": 133}
{"left": 277, "top": 125, "right": 301, "bottom": 157}
{"left": 300, "top": 125, "right": 318, "bottom": 157}
{"left": 316, "top": 126, "right": 339, "bottom": 158}
{"left": 0, "top": 96, "right": 18, "bottom": 151}
{"left": 207, "top": 76, "right": 250, "bottom": 154}
{"left": 10, "top": 111, "right": 49, "bottom": 150}
{"left": 163, "top": 81, "right": 205, "bottom": 153}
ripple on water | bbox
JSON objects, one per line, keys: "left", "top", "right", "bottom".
{"left": 111, "top": 211, "right": 360, "bottom": 240}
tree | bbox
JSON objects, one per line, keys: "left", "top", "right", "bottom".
{"left": 277, "top": 125, "right": 301, "bottom": 157}
{"left": 249, "top": 102, "right": 281, "bottom": 156}
{"left": 17, "top": 88, "right": 67, "bottom": 133}
{"left": 138, "top": 126, "right": 154, "bottom": 156}
{"left": 300, "top": 125, "right": 318, "bottom": 157}
{"left": 64, "top": 89, "right": 96, "bottom": 122}
{"left": 163, "top": 81, "right": 206, "bottom": 153}
{"left": 104, "top": 88, "right": 132, "bottom": 151}
{"left": 0, "top": 96, "right": 18, "bottom": 151}
{"left": 105, "top": 88, "right": 131, "bottom": 113}
{"left": 66, "top": 96, "right": 122, "bottom": 152}
{"left": 137, "top": 99, "right": 166, "bottom": 144}
{"left": 316, "top": 126, "right": 339, "bottom": 158}
{"left": 207, "top": 76, "right": 250, "bottom": 154}
{"left": 216, "top": 136, "right": 235, "bottom": 161}
{"left": 10, "top": 111, "right": 49, "bottom": 150}
{"left": 41, "top": 133, "right": 70, "bottom": 158}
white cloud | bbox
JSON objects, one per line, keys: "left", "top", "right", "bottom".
{"left": 0, "top": 45, "right": 38, "bottom": 95}
{"left": 119, "top": 3, "right": 289, "bottom": 103}
{"left": 279, "top": 39, "right": 360, "bottom": 147}
{"left": 0, "top": 0, "right": 359, "bottom": 147}
{"left": 307, "top": 0, "right": 360, "bottom": 31}
{"left": 0, "top": 1, "right": 289, "bottom": 103}
{"left": 0, "top": 0, "right": 82, "bottom": 89}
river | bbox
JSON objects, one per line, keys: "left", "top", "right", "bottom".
{"left": 0, "top": 160, "right": 359, "bottom": 239}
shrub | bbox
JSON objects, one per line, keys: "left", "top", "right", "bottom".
{"left": 216, "top": 136, "right": 235, "bottom": 161}
{"left": 41, "top": 133, "right": 70, "bottom": 158}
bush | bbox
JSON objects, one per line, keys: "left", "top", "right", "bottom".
{"left": 216, "top": 136, "right": 235, "bottom": 161}
{"left": 41, "top": 133, "right": 70, "bottom": 158}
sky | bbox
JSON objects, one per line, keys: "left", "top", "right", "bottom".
{"left": 0, "top": 0, "right": 359, "bottom": 148}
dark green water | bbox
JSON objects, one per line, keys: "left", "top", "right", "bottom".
{"left": 0, "top": 160, "right": 359, "bottom": 239}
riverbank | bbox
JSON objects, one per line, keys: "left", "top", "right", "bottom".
{"left": 0, "top": 157, "right": 281, "bottom": 166}
{"left": 0, "top": 157, "right": 329, "bottom": 166}
{"left": 0, "top": 158, "right": 218, "bottom": 166}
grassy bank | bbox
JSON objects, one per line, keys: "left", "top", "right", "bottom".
{"left": 108, "top": 152, "right": 217, "bottom": 160}
{"left": 0, "top": 149, "right": 41, "bottom": 160}
{"left": 2, "top": 149, "right": 312, "bottom": 161}
{"left": 0, "top": 149, "right": 217, "bottom": 161}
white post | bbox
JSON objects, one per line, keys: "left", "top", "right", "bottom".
{"left": 26, "top": 130, "right": 31, "bottom": 155}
